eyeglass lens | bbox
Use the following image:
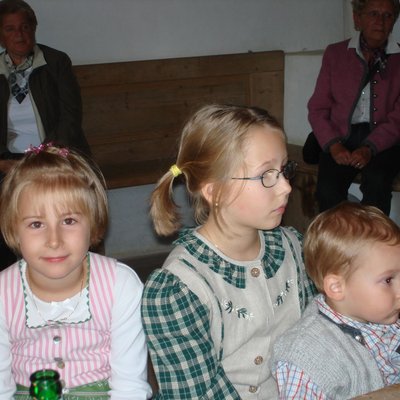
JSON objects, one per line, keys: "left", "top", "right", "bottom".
{"left": 364, "top": 11, "right": 393, "bottom": 21}
{"left": 262, "top": 161, "right": 297, "bottom": 187}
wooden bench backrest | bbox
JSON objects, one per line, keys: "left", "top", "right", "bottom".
{"left": 73, "top": 50, "right": 284, "bottom": 189}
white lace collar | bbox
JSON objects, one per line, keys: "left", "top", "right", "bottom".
{"left": 19, "top": 259, "right": 91, "bottom": 329}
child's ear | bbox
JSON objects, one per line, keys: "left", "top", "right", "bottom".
{"left": 323, "top": 274, "right": 345, "bottom": 301}
{"left": 200, "top": 182, "right": 215, "bottom": 205}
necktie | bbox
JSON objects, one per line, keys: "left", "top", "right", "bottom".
{"left": 359, "top": 34, "right": 388, "bottom": 73}
{"left": 5, "top": 52, "right": 33, "bottom": 104}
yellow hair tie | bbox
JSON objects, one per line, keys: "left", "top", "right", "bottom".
{"left": 169, "top": 164, "right": 182, "bottom": 178}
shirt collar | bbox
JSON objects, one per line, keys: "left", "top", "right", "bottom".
{"left": 19, "top": 258, "right": 91, "bottom": 329}
{"left": 0, "top": 44, "right": 45, "bottom": 77}
{"left": 175, "top": 227, "right": 286, "bottom": 288}
{"left": 348, "top": 31, "right": 400, "bottom": 55}
{"left": 316, "top": 293, "right": 400, "bottom": 334}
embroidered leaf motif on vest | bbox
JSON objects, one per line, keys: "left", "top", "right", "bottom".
{"left": 274, "top": 279, "right": 294, "bottom": 307}
{"left": 221, "top": 299, "right": 254, "bottom": 320}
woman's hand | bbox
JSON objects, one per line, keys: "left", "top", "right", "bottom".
{"left": 330, "top": 142, "right": 352, "bottom": 165}
{"left": 350, "top": 146, "right": 372, "bottom": 169}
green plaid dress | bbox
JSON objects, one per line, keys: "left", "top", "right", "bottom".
{"left": 142, "top": 226, "right": 317, "bottom": 399}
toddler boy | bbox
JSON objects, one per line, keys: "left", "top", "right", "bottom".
{"left": 271, "top": 202, "right": 400, "bottom": 399}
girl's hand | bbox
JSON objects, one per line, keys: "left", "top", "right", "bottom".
{"left": 330, "top": 142, "right": 351, "bottom": 165}
{"left": 350, "top": 146, "right": 372, "bottom": 169}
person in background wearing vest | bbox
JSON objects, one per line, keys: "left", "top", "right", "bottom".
{"left": 0, "top": 0, "right": 91, "bottom": 271}
{"left": 271, "top": 202, "right": 400, "bottom": 399}
{"left": 0, "top": 144, "right": 152, "bottom": 399}
{"left": 307, "top": 0, "right": 400, "bottom": 215}
{"left": 141, "top": 104, "right": 317, "bottom": 399}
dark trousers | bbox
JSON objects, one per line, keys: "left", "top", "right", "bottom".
{"left": 316, "top": 124, "right": 400, "bottom": 215}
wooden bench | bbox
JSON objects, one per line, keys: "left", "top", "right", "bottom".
{"left": 72, "top": 50, "right": 284, "bottom": 189}
{"left": 282, "top": 143, "right": 319, "bottom": 233}
{"left": 283, "top": 143, "right": 400, "bottom": 233}
{"left": 353, "top": 383, "right": 400, "bottom": 399}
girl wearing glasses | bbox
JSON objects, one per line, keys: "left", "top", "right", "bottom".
{"left": 141, "top": 104, "right": 317, "bottom": 399}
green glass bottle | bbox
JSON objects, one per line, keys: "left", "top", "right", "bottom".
{"left": 29, "top": 369, "right": 62, "bottom": 400}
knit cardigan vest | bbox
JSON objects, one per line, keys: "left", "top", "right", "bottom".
{"left": 271, "top": 301, "right": 384, "bottom": 399}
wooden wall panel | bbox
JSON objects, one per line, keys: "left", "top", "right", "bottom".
{"left": 73, "top": 50, "right": 284, "bottom": 188}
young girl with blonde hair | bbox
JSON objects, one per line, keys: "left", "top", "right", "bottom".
{"left": 142, "top": 104, "right": 317, "bottom": 399}
{"left": 0, "top": 144, "right": 151, "bottom": 399}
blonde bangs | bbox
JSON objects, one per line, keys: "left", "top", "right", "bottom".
{"left": 22, "top": 178, "right": 93, "bottom": 218}
{"left": 3, "top": 173, "right": 107, "bottom": 252}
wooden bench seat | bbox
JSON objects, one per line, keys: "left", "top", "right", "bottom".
{"left": 73, "top": 51, "right": 285, "bottom": 189}
{"left": 353, "top": 383, "right": 400, "bottom": 399}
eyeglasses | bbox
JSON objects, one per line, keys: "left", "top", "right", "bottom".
{"left": 2, "top": 24, "right": 34, "bottom": 35}
{"left": 362, "top": 10, "right": 394, "bottom": 21}
{"left": 231, "top": 160, "right": 297, "bottom": 188}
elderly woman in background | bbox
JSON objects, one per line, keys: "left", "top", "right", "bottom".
{"left": 0, "top": 0, "right": 90, "bottom": 268}
{"left": 308, "top": 0, "right": 400, "bottom": 215}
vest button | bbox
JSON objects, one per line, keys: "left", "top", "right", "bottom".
{"left": 54, "top": 357, "right": 65, "bottom": 369}
{"left": 355, "top": 334, "right": 363, "bottom": 343}
{"left": 251, "top": 268, "right": 260, "bottom": 277}
{"left": 53, "top": 335, "right": 61, "bottom": 344}
{"left": 254, "top": 355, "right": 264, "bottom": 365}
{"left": 249, "top": 385, "right": 258, "bottom": 393}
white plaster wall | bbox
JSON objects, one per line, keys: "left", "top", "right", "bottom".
{"left": 105, "top": 183, "right": 194, "bottom": 259}
{"left": 28, "top": 0, "right": 341, "bottom": 64}
{"left": 283, "top": 52, "right": 323, "bottom": 145}
{"left": 19, "top": 1, "right": 400, "bottom": 258}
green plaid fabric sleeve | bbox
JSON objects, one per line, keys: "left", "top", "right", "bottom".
{"left": 141, "top": 269, "right": 241, "bottom": 400}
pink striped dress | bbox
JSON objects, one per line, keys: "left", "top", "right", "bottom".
{"left": 0, "top": 252, "right": 116, "bottom": 389}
